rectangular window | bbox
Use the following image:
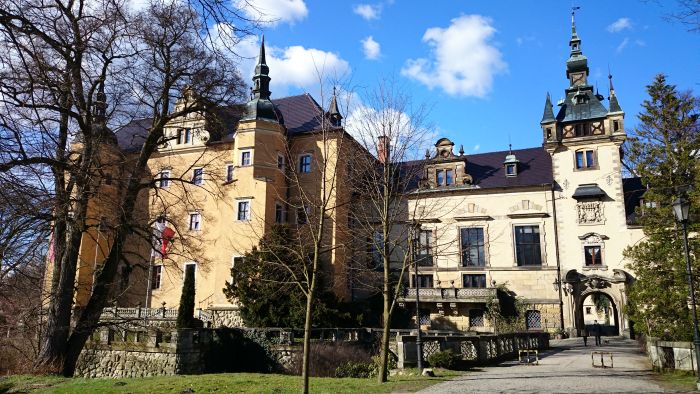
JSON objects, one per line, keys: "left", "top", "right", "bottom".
{"left": 574, "top": 123, "right": 591, "bottom": 137}
{"left": 463, "top": 274, "right": 486, "bottom": 288}
{"left": 151, "top": 265, "right": 162, "bottom": 290}
{"left": 461, "top": 228, "right": 485, "bottom": 267}
{"left": 192, "top": 168, "right": 203, "bottom": 185}
{"left": 469, "top": 309, "right": 484, "bottom": 327}
{"left": 445, "top": 169, "right": 454, "bottom": 185}
{"left": 275, "top": 203, "right": 286, "bottom": 224}
{"left": 299, "top": 154, "right": 312, "bottom": 173}
{"left": 586, "top": 306, "right": 592, "bottom": 315}
{"left": 176, "top": 129, "right": 183, "bottom": 144}
{"left": 412, "top": 274, "right": 434, "bottom": 288}
{"left": 416, "top": 230, "right": 433, "bottom": 266}
{"left": 525, "top": 310, "right": 542, "bottom": 330}
{"left": 613, "top": 120, "right": 620, "bottom": 131}
{"left": 514, "top": 225, "right": 542, "bottom": 266}
{"left": 226, "top": 165, "right": 235, "bottom": 182}
{"left": 158, "top": 171, "right": 170, "bottom": 188}
{"left": 184, "top": 128, "right": 192, "bottom": 144}
{"left": 189, "top": 212, "right": 201, "bottom": 231}
{"left": 371, "top": 231, "right": 384, "bottom": 269}
{"left": 436, "top": 169, "right": 444, "bottom": 186}
{"left": 277, "top": 153, "right": 285, "bottom": 170}
{"left": 241, "top": 150, "right": 252, "bottom": 166}
{"left": 584, "top": 245, "right": 602, "bottom": 266}
{"left": 506, "top": 164, "right": 516, "bottom": 176}
{"left": 237, "top": 200, "right": 250, "bottom": 221}
{"left": 575, "top": 150, "right": 595, "bottom": 169}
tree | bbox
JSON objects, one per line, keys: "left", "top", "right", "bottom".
{"left": 0, "top": 0, "right": 251, "bottom": 375}
{"left": 346, "top": 80, "right": 433, "bottom": 382}
{"left": 177, "top": 264, "right": 196, "bottom": 329}
{"left": 223, "top": 226, "right": 355, "bottom": 328}
{"left": 624, "top": 74, "right": 700, "bottom": 340}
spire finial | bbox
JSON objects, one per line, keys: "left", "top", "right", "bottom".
{"left": 95, "top": 79, "right": 107, "bottom": 119}
{"left": 459, "top": 144, "right": 464, "bottom": 156}
{"left": 252, "top": 35, "right": 271, "bottom": 100}
{"left": 509, "top": 143, "right": 512, "bottom": 155}
{"left": 425, "top": 149, "right": 430, "bottom": 160}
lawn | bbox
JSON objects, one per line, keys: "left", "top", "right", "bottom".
{"left": 653, "top": 370, "right": 698, "bottom": 392}
{"left": 0, "top": 370, "right": 463, "bottom": 394}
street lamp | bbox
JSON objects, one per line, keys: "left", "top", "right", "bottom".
{"left": 673, "top": 196, "right": 700, "bottom": 390}
{"left": 411, "top": 221, "right": 424, "bottom": 372}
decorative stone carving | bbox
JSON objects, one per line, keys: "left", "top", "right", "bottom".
{"left": 577, "top": 201, "right": 605, "bottom": 224}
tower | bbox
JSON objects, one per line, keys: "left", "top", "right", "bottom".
{"left": 543, "top": 10, "right": 634, "bottom": 338}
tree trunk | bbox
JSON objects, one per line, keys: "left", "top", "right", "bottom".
{"left": 301, "top": 289, "right": 314, "bottom": 394}
{"left": 377, "top": 285, "right": 391, "bottom": 383}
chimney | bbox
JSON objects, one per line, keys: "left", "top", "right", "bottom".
{"left": 377, "top": 136, "right": 390, "bottom": 164}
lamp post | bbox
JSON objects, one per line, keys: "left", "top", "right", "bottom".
{"left": 673, "top": 196, "right": 700, "bottom": 390}
{"left": 411, "top": 221, "right": 424, "bottom": 372}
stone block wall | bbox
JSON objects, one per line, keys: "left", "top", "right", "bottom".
{"left": 647, "top": 337, "right": 697, "bottom": 372}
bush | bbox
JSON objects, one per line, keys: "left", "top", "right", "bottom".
{"left": 371, "top": 353, "right": 397, "bottom": 371}
{"left": 427, "top": 350, "right": 460, "bottom": 370}
{"left": 335, "top": 361, "right": 375, "bottom": 378}
{"left": 290, "top": 342, "right": 373, "bottom": 377}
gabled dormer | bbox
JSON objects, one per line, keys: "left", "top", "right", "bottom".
{"left": 424, "top": 138, "right": 472, "bottom": 188}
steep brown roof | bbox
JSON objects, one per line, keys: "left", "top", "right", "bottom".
{"left": 114, "top": 94, "right": 328, "bottom": 152}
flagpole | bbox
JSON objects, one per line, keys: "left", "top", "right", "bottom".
{"left": 145, "top": 252, "right": 154, "bottom": 309}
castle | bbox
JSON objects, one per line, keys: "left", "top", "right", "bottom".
{"left": 53, "top": 15, "right": 646, "bottom": 336}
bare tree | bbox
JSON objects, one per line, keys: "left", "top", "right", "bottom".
{"left": 0, "top": 0, "right": 251, "bottom": 375}
{"left": 345, "top": 80, "right": 435, "bottom": 382}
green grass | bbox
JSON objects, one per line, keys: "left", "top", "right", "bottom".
{"left": 0, "top": 370, "right": 463, "bottom": 394}
{"left": 654, "top": 369, "right": 697, "bottom": 392}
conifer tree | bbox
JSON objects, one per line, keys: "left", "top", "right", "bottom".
{"left": 625, "top": 74, "right": 700, "bottom": 340}
{"left": 177, "top": 265, "right": 196, "bottom": 329}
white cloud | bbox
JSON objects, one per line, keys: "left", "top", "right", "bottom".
{"left": 361, "top": 36, "right": 381, "bottom": 60}
{"left": 472, "top": 144, "right": 480, "bottom": 152}
{"left": 616, "top": 37, "right": 630, "bottom": 53}
{"left": 607, "top": 17, "right": 632, "bottom": 33}
{"left": 353, "top": 4, "right": 381, "bottom": 20}
{"left": 236, "top": 0, "right": 308, "bottom": 26}
{"left": 400, "top": 15, "right": 507, "bottom": 98}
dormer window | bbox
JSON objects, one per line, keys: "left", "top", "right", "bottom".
{"left": 445, "top": 169, "right": 454, "bottom": 185}
{"left": 503, "top": 152, "right": 519, "bottom": 177}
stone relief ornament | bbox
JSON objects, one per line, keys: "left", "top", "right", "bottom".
{"left": 577, "top": 201, "right": 605, "bottom": 224}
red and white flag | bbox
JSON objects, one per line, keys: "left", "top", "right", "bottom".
{"left": 152, "top": 220, "right": 176, "bottom": 258}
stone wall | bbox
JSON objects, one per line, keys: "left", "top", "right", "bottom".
{"left": 75, "top": 328, "right": 206, "bottom": 378}
{"left": 646, "top": 337, "right": 697, "bottom": 372}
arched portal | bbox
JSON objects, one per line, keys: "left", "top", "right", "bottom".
{"left": 578, "top": 291, "right": 619, "bottom": 336}
{"left": 563, "top": 268, "right": 634, "bottom": 338}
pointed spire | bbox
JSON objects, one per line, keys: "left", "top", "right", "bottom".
{"left": 541, "top": 92, "right": 556, "bottom": 124}
{"left": 252, "top": 35, "right": 271, "bottom": 100}
{"left": 607, "top": 71, "right": 622, "bottom": 113}
{"left": 95, "top": 79, "right": 107, "bottom": 120}
{"left": 327, "top": 86, "right": 342, "bottom": 127}
{"left": 459, "top": 144, "right": 464, "bottom": 156}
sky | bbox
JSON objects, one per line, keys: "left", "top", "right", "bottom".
{"left": 230, "top": 0, "right": 699, "bottom": 154}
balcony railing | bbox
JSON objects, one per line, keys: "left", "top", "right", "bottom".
{"left": 400, "top": 287, "right": 496, "bottom": 302}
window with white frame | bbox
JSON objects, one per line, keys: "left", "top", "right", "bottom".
{"left": 461, "top": 227, "right": 485, "bottom": 267}
{"left": 184, "top": 128, "right": 192, "bottom": 144}
{"left": 514, "top": 225, "right": 542, "bottom": 266}
{"left": 158, "top": 171, "right": 170, "bottom": 188}
{"left": 241, "top": 150, "right": 252, "bottom": 166}
{"left": 299, "top": 154, "right": 312, "bottom": 173}
{"left": 175, "top": 129, "right": 183, "bottom": 145}
{"left": 416, "top": 230, "right": 434, "bottom": 266}
{"left": 151, "top": 265, "right": 162, "bottom": 290}
{"left": 192, "top": 168, "right": 203, "bottom": 185}
{"left": 237, "top": 200, "right": 251, "bottom": 221}
{"left": 226, "top": 164, "right": 235, "bottom": 182}
{"left": 277, "top": 153, "right": 285, "bottom": 170}
{"left": 275, "top": 203, "right": 286, "bottom": 224}
{"left": 581, "top": 233, "right": 606, "bottom": 267}
{"left": 189, "top": 212, "right": 201, "bottom": 231}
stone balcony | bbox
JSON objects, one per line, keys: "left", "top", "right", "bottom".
{"left": 399, "top": 287, "right": 497, "bottom": 303}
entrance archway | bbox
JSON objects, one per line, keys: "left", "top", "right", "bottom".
{"left": 578, "top": 291, "right": 619, "bottom": 336}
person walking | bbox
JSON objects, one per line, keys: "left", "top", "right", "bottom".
{"left": 593, "top": 320, "right": 602, "bottom": 346}
{"left": 581, "top": 327, "right": 589, "bottom": 346}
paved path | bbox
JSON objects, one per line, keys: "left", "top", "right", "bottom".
{"left": 420, "top": 337, "right": 676, "bottom": 394}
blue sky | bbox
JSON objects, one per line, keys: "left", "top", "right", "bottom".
{"left": 234, "top": 0, "right": 699, "bottom": 153}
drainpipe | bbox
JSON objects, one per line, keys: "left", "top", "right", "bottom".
{"left": 551, "top": 185, "right": 565, "bottom": 333}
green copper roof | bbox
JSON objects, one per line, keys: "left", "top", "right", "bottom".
{"left": 242, "top": 36, "right": 283, "bottom": 124}
{"left": 555, "top": 86, "right": 609, "bottom": 123}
